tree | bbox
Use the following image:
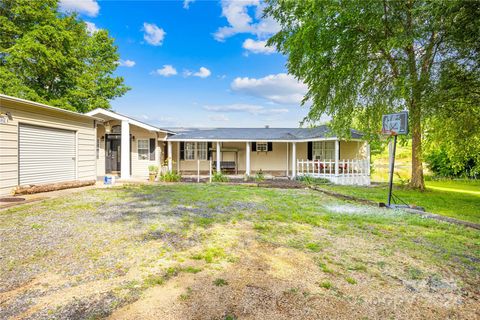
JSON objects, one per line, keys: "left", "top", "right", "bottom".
{"left": 265, "top": 0, "right": 480, "bottom": 189}
{"left": 0, "top": 0, "right": 129, "bottom": 113}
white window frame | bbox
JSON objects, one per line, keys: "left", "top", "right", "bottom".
{"left": 313, "top": 141, "right": 335, "bottom": 160}
{"left": 138, "top": 139, "right": 149, "bottom": 160}
{"left": 185, "top": 142, "right": 196, "bottom": 160}
{"left": 256, "top": 142, "right": 268, "bottom": 152}
{"left": 197, "top": 142, "right": 208, "bottom": 160}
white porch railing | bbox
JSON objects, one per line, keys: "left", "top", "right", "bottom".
{"left": 297, "top": 159, "right": 370, "bottom": 185}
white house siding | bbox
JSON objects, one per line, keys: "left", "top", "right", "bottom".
{"left": 0, "top": 99, "right": 96, "bottom": 196}
{"left": 174, "top": 141, "right": 308, "bottom": 176}
{"left": 95, "top": 120, "right": 166, "bottom": 179}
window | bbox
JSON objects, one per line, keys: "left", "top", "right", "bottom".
{"left": 185, "top": 142, "right": 195, "bottom": 160}
{"left": 96, "top": 139, "right": 100, "bottom": 159}
{"left": 197, "top": 142, "right": 207, "bottom": 160}
{"left": 313, "top": 141, "right": 335, "bottom": 160}
{"left": 256, "top": 142, "right": 268, "bottom": 152}
{"left": 138, "top": 139, "right": 149, "bottom": 160}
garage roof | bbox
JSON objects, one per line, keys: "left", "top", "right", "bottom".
{"left": 0, "top": 94, "right": 101, "bottom": 121}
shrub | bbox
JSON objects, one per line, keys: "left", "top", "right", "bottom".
{"left": 212, "top": 172, "right": 229, "bottom": 182}
{"left": 425, "top": 148, "right": 479, "bottom": 178}
{"left": 159, "top": 171, "right": 181, "bottom": 182}
{"left": 254, "top": 169, "right": 265, "bottom": 182}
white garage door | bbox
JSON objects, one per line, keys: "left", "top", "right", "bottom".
{"left": 19, "top": 124, "right": 76, "bottom": 186}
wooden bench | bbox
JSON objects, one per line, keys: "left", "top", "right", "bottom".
{"left": 213, "top": 161, "right": 237, "bottom": 173}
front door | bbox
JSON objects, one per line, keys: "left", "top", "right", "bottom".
{"left": 106, "top": 134, "right": 121, "bottom": 174}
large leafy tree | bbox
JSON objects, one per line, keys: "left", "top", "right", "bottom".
{"left": 0, "top": 0, "right": 129, "bottom": 113}
{"left": 265, "top": 0, "right": 480, "bottom": 189}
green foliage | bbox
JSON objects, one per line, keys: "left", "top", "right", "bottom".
{"left": 213, "top": 278, "right": 228, "bottom": 287}
{"left": 254, "top": 170, "right": 265, "bottom": 182}
{"left": 425, "top": 148, "right": 479, "bottom": 178}
{"left": 265, "top": 0, "right": 480, "bottom": 189}
{"left": 212, "top": 172, "right": 229, "bottom": 183}
{"left": 319, "top": 281, "right": 332, "bottom": 290}
{"left": 148, "top": 165, "right": 158, "bottom": 174}
{"left": 0, "top": 0, "right": 129, "bottom": 112}
{"left": 297, "top": 175, "right": 330, "bottom": 186}
{"left": 159, "top": 171, "right": 181, "bottom": 182}
{"left": 345, "top": 277, "right": 357, "bottom": 285}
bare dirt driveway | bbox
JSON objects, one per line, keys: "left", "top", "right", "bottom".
{"left": 0, "top": 184, "right": 479, "bottom": 319}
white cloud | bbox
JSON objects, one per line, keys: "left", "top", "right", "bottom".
{"left": 231, "top": 73, "right": 307, "bottom": 105}
{"left": 184, "top": 67, "right": 212, "bottom": 78}
{"left": 242, "top": 38, "right": 275, "bottom": 55}
{"left": 152, "top": 65, "right": 177, "bottom": 77}
{"left": 213, "top": 0, "right": 280, "bottom": 42}
{"left": 59, "top": 0, "right": 99, "bottom": 17}
{"left": 142, "top": 23, "right": 166, "bottom": 46}
{"left": 183, "top": 0, "right": 195, "bottom": 9}
{"left": 85, "top": 21, "right": 99, "bottom": 34}
{"left": 119, "top": 59, "right": 136, "bottom": 67}
{"left": 194, "top": 67, "right": 211, "bottom": 78}
{"left": 204, "top": 104, "right": 288, "bottom": 115}
{"left": 208, "top": 114, "right": 229, "bottom": 122}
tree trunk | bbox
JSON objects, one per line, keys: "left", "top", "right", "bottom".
{"left": 409, "top": 99, "right": 425, "bottom": 190}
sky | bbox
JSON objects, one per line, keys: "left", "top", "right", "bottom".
{"left": 59, "top": 0, "right": 313, "bottom": 128}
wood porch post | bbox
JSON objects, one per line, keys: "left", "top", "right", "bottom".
{"left": 167, "top": 141, "right": 172, "bottom": 172}
{"left": 216, "top": 141, "right": 221, "bottom": 173}
{"left": 246, "top": 141, "right": 251, "bottom": 176}
{"left": 335, "top": 139, "right": 340, "bottom": 176}
{"left": 120, "top": 120, "right": 130, "bottom": 179}
{"left": 291, "top": 142, "right": 296, "bottom": 179}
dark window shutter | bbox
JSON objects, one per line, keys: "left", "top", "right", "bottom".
{"left": 267, "top": 142, "right": 273, "bottom": 152}
{"left": 180, "top": 142, "right": 185, "bottom": 160}
{"left": 149, "top": 138, "right": 156, "bottom": 161}
{"left": 207, "top": 142, "right": 212, "bottom": 160}
{"left": 252, "top": 142, "right": 256, "bottom": 152}
{"left": 307, "top": 141, "right": 313, "bottom": 160}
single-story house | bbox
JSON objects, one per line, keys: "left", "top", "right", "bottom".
{"left": 0, "top": 94, "right": 370, "bottom": 196}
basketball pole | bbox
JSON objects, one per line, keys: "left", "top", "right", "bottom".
{"left": 387, "top": 134, "right": 397, "bottom": 207}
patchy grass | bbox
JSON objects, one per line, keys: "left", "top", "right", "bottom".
{"left": 320, "top": 181, "right": 480, "bottom": 224}
{"left": 0, "top": 183, "right": 479, "bottom": 319}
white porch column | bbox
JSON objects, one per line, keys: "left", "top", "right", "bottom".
{"left": 366, "top": 142, "right": 371, "bottom": 176}
{"left": 335, "top": 139, "right": 340, "bottom": 176}
{"left": 216, "top": 141, "right": 221, "bottom": 173}
{"left": 167, "top": 141, "right": 172, "bottom": 172}
{"left": 120, "top": 120, "right": 130, "bottom": 179}
{"left": 291, "top": 142, "right": 296, "bottom": 179}
{"left": 246, "top": 141, "right": 251, "bottom": 176}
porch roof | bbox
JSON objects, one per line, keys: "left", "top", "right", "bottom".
{"left": 167, "top": 126, "right": 363, "bottom": 142}
{"left": 86, "top": 108, "right": 175, "bottom": 134}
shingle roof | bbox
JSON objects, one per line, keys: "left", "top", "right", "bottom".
{"left": 167, "top": 126, "right": 363, "bottom": 141}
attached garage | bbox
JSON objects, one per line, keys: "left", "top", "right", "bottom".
{"left": 0, "top": 94, "right": 99, "bottom": 196}
{"left": 19, "top": 124, "right": 77, "bottom": 186}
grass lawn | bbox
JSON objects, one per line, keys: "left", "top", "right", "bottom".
{"left": 0, "top": 184, "right": 479, "bottom": 319}
{"left": 319, "top": 179, "right": 480, "bottom": 224}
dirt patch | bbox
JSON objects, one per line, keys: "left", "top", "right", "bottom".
{"left": 110, "top": 241, "right": 478, "bottom": 320}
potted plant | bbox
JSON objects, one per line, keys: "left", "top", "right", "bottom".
{"left": 148, "top": 165, "right": 158, "bottom": 182}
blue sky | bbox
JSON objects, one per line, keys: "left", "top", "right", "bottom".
{"left": 60, "top": 0, "right": 311, "bottom": 128}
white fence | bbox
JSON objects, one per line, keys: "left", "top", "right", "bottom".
{"left": 297, "top": 159, "right": 370, "bottom": 185}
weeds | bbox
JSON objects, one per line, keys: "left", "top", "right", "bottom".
{"left": 213, "top": 278, "right": 228, "bottom": 286}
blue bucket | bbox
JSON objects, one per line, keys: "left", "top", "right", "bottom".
{"left": 104, "top": 176, "right": 112, "bottom": 185}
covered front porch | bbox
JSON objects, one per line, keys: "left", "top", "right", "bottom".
{"left": 165, "top": 139, "right": 371, "bottom": 185}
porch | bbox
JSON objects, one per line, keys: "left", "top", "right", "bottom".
{"left": 165, "top": 139, "right": 371, "bottom": 186}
